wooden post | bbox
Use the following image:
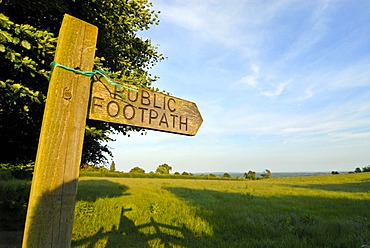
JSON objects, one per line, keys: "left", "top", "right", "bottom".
{"left": 22, "top": 15, "right": 98, "bottom": 247}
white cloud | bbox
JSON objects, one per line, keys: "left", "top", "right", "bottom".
{"left": 238, "top": 64, "right": 260, "bottom": 88}
{"left": 157, "top": 1, "right": 245, "bottom": 45}
{"left": 295, "top": 88, "right": 314, "bottom": 101}
{"left": 239, "top": 75, "right": 258, "bottom": 88}
{"left": 281, "top": 2, "right": 330, "bottom": 63}
{"left": 250, "top": 64, "right": 260, "bottom": 74}
{"left": 236, "top": 64, "right": 291, "bottom": 98}
{"left": 329, "top": 62, "right": 370, "bottom": 89}
{"left": 261, "top": 82, "right": 289, "bottom": 97}
{"left": 156, "top": 0, "right": 307, "bottom": 57}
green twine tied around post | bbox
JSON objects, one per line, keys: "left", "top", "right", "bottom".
{"left": 49, "top": 61, "right": 138, "bottom": 99}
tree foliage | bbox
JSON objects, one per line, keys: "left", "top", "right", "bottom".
{"left": 155, "top": 163, "right": 172, "bottom": 174}
{"left": 353, "top": 166, "right": 370, "bottom": 173}
{"left": 261, "top": 169, "right": 272, "bottom": 179}
{"left": 0, "top": 0, "right": 164, "bottom": 165}
{"left": 207, "top": 173, "right": 217, "bottom": 178}
{"left": 109, "top": 161, "right": 116, "bottom": 172}
{"left": 0, "top": 13, "right": 56, "bottom": 163}
{"left": 222, "top": 173, "right": 231, "bottom": 178}
{"left": 244, "top": 170, "right": 257, "bottom": 180}
{"left": 129, "top": 166, "right": 145, "bottom": 174}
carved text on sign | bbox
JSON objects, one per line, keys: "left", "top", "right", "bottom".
{"left": 88, "top": 78, "right": 203, "bottom": 136}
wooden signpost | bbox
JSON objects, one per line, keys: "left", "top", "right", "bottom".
{"left": 22, "top": 14, "right": 202, "bottom": 248}
{"left": 22, "top": 15, "right": 98, "bottom": 248}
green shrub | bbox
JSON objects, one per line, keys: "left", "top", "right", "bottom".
{"left": 0, "top": 169, "right": 12, "bottom": 180}
{"left": 0, "top": 180, "right": 31, "bottom": 230}
{"left": 222, "top": 173, "right": 232, "bottom": 178}
{"left": 0, "top": 163, "right": 34, "bottom": 180}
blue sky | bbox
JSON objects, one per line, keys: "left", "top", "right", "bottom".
{"left": 111, "top": 0, "right": 370, "bottom": 173}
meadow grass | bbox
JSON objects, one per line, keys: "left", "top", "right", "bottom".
{"left": 72, "top": 173, "right": 370, "bottom": 247}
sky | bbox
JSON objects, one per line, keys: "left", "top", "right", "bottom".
{"left": 111, "top": 0, "right": 370, "bottom": 173}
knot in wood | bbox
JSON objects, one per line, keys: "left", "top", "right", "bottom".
{"left": 63, "top": 87, "right": 72, "bottom": 100}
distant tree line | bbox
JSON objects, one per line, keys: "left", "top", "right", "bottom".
{"left": 80, "top": 163, "right": 370, "bottom": 180}
{"left": 80, "top": 164, "right": 276, "bottom": 180}
{"left": 354, "top": 166, "right": 370, "bottom": 173}
{"left": 121, "top": 164, "right": 272, "bottom": 180}
{"left": 332, "top": 165, "right": 370, "bottom": 175}
{"left": 244, "top": 169, "right": 272, "bottom": 180}
{"left": 128, "top": 164, "right": 173, "bottom": 175}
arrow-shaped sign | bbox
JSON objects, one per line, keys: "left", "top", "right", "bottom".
{"left": 88, "top": 77, "right": 203, "bottom": 136}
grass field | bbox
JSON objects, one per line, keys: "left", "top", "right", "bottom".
{"left": 72, "top": 173, "right": 370, "bottom": 247}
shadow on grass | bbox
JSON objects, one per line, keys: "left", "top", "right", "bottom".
{"left": 76, "top": 179, "right": 130, "bottom": 202}
{"left": 165, "top": 187, "right": 370, "bottom": 247}
{"left": 20, "top": 179, "right": 130, "bottom": 246}
{"left": 72, "top": 206, "right": 197, "bottom": 247}
{"left": 73, "top": 180, "right": 197, "bottom": 247}
{"left": 72, "top": 207, "right": 148, "bottom": 247}
{"left": 284, "top": 180, "right": 370, "bottom": 193}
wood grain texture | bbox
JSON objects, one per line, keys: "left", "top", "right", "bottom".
{"left": 88, "top": 77, "right": 203, "bottom": 136}
{"left": 22, "top": 15, "right": 98, "bottom": 248}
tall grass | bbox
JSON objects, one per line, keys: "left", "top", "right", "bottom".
{"left": 72, "top": 173, "right": 370, "bottom": 247}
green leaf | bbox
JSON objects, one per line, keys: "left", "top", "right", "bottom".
{"left": 12, "top": 37, "right": 20, "bottom": 44}
{"left": 0, "top": 30, "right": 13, "bottom": 42}
{"left": 21, "top": 40, "right": 31, "bottom": 50}
{"left": 0, "top": 44, "right": 5, "bottom": 52}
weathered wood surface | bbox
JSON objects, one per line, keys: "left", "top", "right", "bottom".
{"left": 88, "top": 77, "right": 203, "bottom": 136}
{"left": 22, "top": 15, "right": 98, "bottom": 248}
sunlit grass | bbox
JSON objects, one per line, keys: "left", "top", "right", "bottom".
{"left": 72, "top": 173, "right": 370, "bottom": 247}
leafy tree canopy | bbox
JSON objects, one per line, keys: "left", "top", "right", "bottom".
{"left": 0, "top": 0, "right": 164, "bottom": 165}
{"left": 109, "top": 161, "right": 116, "bottom": 172}
{"left": 155, "top": 163, "right": 172, "bottom": 174}
{"left": 261, "top": 169, "right": 272, "bottom": 179}
{"left": 244, "top": 170, "right": 257, "bottom": 180}
{"left": 129, "top": 166, "right": 145, "bottom": 174}
{"left": 181, "top": 171, "right": 194, "bottom": 176}
{"left": 207, "top": 173, "right": 217, "bottom": 178}
{"left": 222, "top": 173, "right": 231, "bottom": 178}
{"left": 354, "top": 167, "right": 362, "bottom": 173}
